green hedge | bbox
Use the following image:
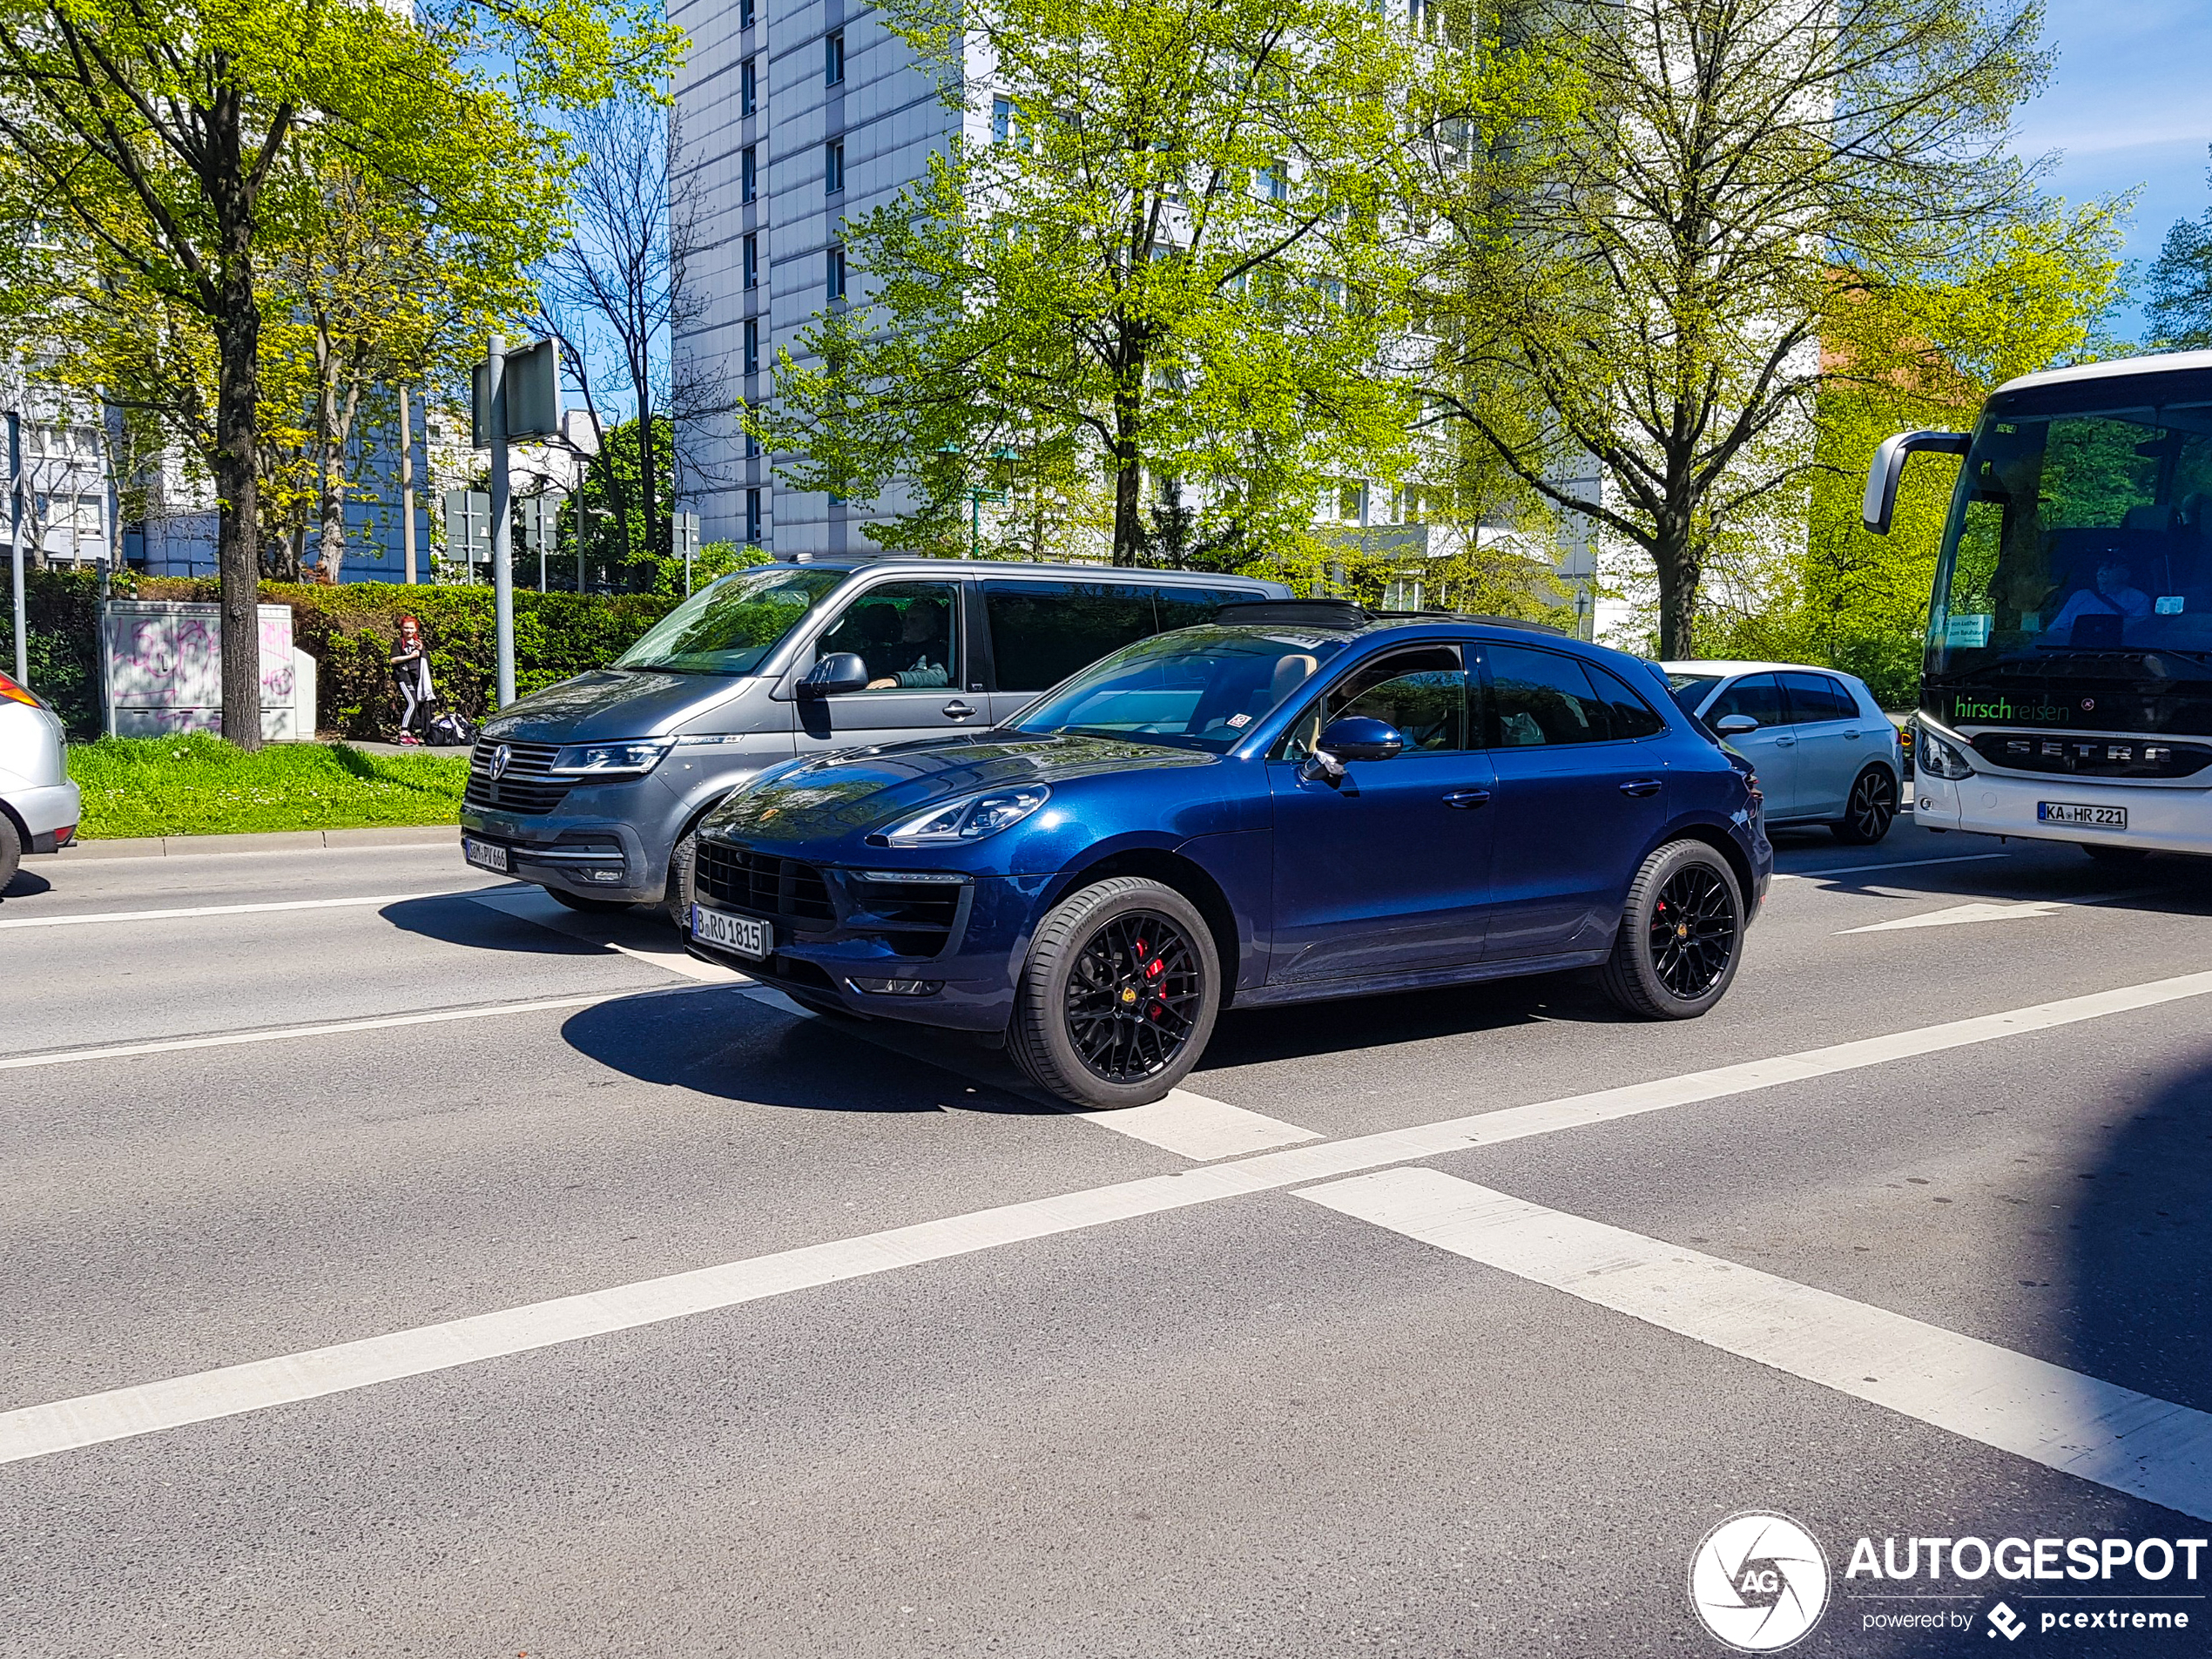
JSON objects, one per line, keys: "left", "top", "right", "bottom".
{"left": 0, "top": 569, "right": 105, "bottom": 738}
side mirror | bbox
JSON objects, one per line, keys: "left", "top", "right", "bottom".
{"left": 1714, "top": 714, "right": 1759, "bottom": 737}
{"left": 1297, "top": 715, "right": 1406, "bottom": 782}
{"left": 1862, "top": 430, "right": 1970, "bottom": 535}
{"left": 799, "top": 651, "right": 870, "bottom": 698}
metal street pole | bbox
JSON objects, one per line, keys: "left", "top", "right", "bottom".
{"left": 398, "top": 383, "right": 417, "bottom": 585}
{"left": 488, "top": 335, "right": 515, "bottom": 708}
{"left": 9, "top": 409, "right": 25, "bottom": 687}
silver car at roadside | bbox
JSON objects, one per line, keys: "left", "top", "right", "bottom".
{"left": 0, "top": 669, "right": 81, "bottom": 887}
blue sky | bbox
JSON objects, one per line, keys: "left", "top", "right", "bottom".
{"left": 2015, "top": 0, "right": 2212, "bottom": 341}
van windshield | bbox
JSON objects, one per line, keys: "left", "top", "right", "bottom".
{"left": 616, "top": 567, "right": 848, "bottom": 675}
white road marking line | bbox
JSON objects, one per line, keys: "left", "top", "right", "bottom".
{"left": 1298, "top": 1168, "right": 2212, "bottom": 1523}
{"left": 1839, "top": 887, "right": 2163, "bottom": 935}
{"left": 464, "top": 887, "right": 745, "bottom": 984}
{"left": 0, "top": 995, "right": 615, "bottom": 1073}
{"left": 8, "top": 968, "right": 2212, "bottom": 1466}
{"left": 1077, "top": 1089, "right": 1319, "bottom": 1159}
{"left": 1770, "top": 853, "right": 2011, "bottom": 881}
{"left": 0, "top": 890, "right": 484, "bottom": 930}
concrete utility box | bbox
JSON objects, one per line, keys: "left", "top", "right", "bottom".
{"left": 99, "top": 601, "right": 313, "bottom": 740}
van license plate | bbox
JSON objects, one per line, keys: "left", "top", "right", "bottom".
{"left": 691, "top": 903, "right": 770, "bottom": 960}
{"left": 462, "top": 837, "right": 509, "bottom": 873}
{"left": 2038, "top": 801, "right": 2126, "bottom": 828}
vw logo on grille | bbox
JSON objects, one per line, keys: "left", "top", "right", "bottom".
{"left": 489, "top": 743, "right": 512, "bottom": 781}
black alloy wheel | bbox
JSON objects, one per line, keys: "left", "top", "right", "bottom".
{"left": 1008, "top": 876, "right": 1222, "bottom": 1109}
{"left": 1832, "top": 765, "right": 1898, "bottom": 845}
{"left": 1062, "top": 910, "right": 1204, "bottom": 1086}
{"left": 1646, "top": 866, "right": 1736, "bottom": 1000}
{"left": 1599, "top": 840, "right": 1745, "bottom": 1020}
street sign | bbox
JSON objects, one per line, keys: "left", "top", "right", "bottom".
{"left": 471, "top": 339, "right": 562, "bottom": 447}
{"left": 520, "top": 492, "right": 564, "bottom": 592}
{"left": 442, "top": 489, "right": 491, "bottom": 575}
{"left": 675, "top": 510, "right": 700, "bottom": 596}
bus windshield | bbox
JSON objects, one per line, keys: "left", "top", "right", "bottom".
{"left": 1931, "top": 403, "right": 2212, "bottom": 671}
{"left": 615, "top": 566, "right": 848, "bottom": 675}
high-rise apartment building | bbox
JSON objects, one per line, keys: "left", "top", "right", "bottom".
{"left": 671, "top": 3, "right": 1600, "bottom": 633}
{"left": 672, "top": 0, "right": 973, "bottom": 559}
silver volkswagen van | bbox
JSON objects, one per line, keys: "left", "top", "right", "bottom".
{"left": 458, "top": 557, "right": 1288, "bottom": 919}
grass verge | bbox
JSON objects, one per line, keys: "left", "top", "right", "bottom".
{"left": 69, "top": 735, "right": 469, "bottom": 839}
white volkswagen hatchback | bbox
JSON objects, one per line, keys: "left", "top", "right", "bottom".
{"left": 0, "top": 669, "right": 79, "bottom": 888}
{"left": 1660, "top": 661, "right": 1905, "bottom": 843}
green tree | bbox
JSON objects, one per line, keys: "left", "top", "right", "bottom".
{"left": 1420, "top": 0, "right": 2063, "bottom": 658}
{"left": 0, "top": 0, "right": 677, "bottom": 745}
{"left": 2146, "top": 145, "right": 2212, "bottom": 350}
{"left": 556, "top": 415, "right": 672, "bottom": 591}
{"left": 751, "top": 0, "right": 1439, "bottom": 567}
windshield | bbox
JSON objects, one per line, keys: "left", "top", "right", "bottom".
{"left": 1665, "top": 672, "right": 1723, "bottom": 714}
{"left": 1014, "top": 626, "right": 1351, "bottom": 751}
{"left": 1931, "top": 402, "right": 2212, "bottom": 672}
{"left": 615, "top": 566, "right": 848, "bottom": 674}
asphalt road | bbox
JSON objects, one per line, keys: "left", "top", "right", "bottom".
{"left": 2, "top": 816, "right": 2209, "bottom": 1657}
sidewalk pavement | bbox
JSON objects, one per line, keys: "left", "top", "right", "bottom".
{"left": 62, "top": 824, "right": 457, "bottom": 860}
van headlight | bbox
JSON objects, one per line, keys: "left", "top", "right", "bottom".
{"left": 881, "top": 786, "right": 1051, "bottom": 845}
{"left": 1914, "top": 722, "right": 1973, "bottom": 779}
{"left": 549, "top": 740, "right": 671, "bottom": 778}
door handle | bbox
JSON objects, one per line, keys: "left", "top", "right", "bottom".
{"left": 942, "top": 700, "right": 977, "bottom": 720}
{"left": 1844, "top": 729, "right": 1863, "bottom": 739}
{"left": 1442, "top": 788, "right": 1491, "bottom": 809}
{"left": 1619, "top": 779, "right": 1662, "bottom": 799}
{"left": 1773, "top": 736, "right": 1796, "bottom": 747}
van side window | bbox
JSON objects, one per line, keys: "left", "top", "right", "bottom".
{"left": 815, "top": 582, "right": 961, "bottom": 691}
{"left": 984, "top": 581, "right": 1157, "bottom": 692}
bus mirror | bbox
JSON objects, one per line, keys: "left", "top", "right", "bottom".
{"left": 1863, "top": 430, "right": 1971, "bottom": 536}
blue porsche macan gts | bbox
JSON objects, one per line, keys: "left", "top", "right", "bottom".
{"left": 685, "top": 600, "right": 1772, "bottom": 1109}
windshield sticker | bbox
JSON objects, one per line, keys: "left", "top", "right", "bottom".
{"left": 1945, "top": 613, "right": 1993, "bottom": 647}
{"left": 1225, "top": 712, "right": 1251, "bottom": 728}
{"left": 2158, "top": 595, "right": 2186, "bottom": 615}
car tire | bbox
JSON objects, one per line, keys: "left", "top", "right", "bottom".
{"left": 0, "top": 810, "right": 20, "bottom": 893}
{"left": 1831, "top": 765, "right": 1898, "bottom": 845}
{"left": 1598, "top": 840, "right": 1745, "bottom": 1021}
{"left": 664, "top": 828, "right": 698, "bottom": 929}
{"left": 1008, "top": 877, "right": 1220, "bottom": 1110}
{"left": 2078, "top": 842, "right": 2151, "bottom": 865}
{"left": 547, "top": 887, "right": 633, "bottom": 914}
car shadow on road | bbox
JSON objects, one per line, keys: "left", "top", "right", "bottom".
{"left": 0, "top": 867, "right": 52, "bottom": 901}
{"left": 379, "top": 890, "right": 649, "bottom": 958}
{"left": 1200, "top": 968, "right": 1614, "bottom": 1072}
{"left": 556, "top": 983, "right": 1060, "bottom": 1117}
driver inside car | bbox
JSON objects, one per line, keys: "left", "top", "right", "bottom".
{"left": 862, "top": 603, "right": 954, "bottom": 690}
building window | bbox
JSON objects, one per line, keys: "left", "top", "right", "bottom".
{"left": 739, "top": 0, "right": 754, "bottom": 28}
{"left": 827, "top": 245, "right": 846, "bottom": 301}
{"left": 992, "top": 97, "right": 1014, "bottom": 143}
{"left": 825, "top": 30, "right": 844, "bottom": 85}
{"left": 824, "top": 138, "right": 844, "bottom": 195}
{"left": 1259, "top": 159, "right": 1288, "bottom": 202}
{"left": 742, "top": 232, "right": 759, "bottom": 289}
{"left": 744, "top": 317, "right": 760, "bottom": 376}
{"left": 745, "top": 426, "right": 761, "bottom": 459}
{"left": 745, "top": 489, "right": 763, "bottom": 543}
{"left": 740, "top": 144, "right": 757, "bottom": 203}
{"left": 740, "top": 57, "right": 757, "bottom": 117}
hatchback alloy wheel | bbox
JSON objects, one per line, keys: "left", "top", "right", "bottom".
{"left": 1063, "top": 910, "right": 1204, "bottom": 1084}
{"left": 1834, "top": 765, "right": 1898, "bottom": 845}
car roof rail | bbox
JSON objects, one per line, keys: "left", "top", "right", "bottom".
{"left": 1369, "top": 607, "right": 1568, "bottom": 637}
{"left": 1214, "top": 598, "right": 1374, "bottom": 628}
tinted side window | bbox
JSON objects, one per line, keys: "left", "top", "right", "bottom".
{"left": 1782, "top": 671, "right": 1858, "bottom": 722}
{"left": 1283, "top": 644, "right": 1469, "bottom": 757}
{"left": 1588, "top": 663, "right": 1667, "bottom": 738}
{"left": 814, "top": 581, "right": 961, "bottom": 691}
{"left": 1489, "top": 645, "right": 1611, "bottom": 745}
{"left": 1707, "top": 673, "right": 1786, "bottom": 729}
{"left": 1150, "top": 586, "right": 1251, "bottom": 634}
{"left": 984, "top": 582, "right": 1157, "bottom": 692}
